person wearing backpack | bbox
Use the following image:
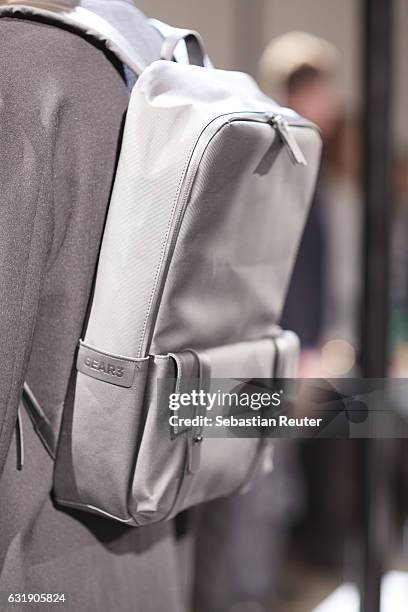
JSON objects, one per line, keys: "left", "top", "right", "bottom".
{"left": 0, "top": 3, "right": 321, "bottom": 610}
{"left": 0, "top": 5, "right": 188, "bottom": 611}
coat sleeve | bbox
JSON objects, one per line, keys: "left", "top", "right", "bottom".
{"left": 0, "top": 18, "right": 130, "bottom": 476}
{"left": 0, "top": 57, "right": 56, "bottom": 473}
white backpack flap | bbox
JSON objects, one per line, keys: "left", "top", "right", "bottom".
{"left": 53, "top": 33, "right": 321, "bottom": 525}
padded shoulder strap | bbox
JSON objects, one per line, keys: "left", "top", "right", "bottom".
{"left": 0, "top": 1, "right": 163, "bottom": 75}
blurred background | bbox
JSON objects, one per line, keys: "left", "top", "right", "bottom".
{"left": 137, "top": 1, "right": 407, "bottom": 611}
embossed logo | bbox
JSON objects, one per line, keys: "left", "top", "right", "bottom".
{"left": 77, "top": 343, "right": 138, "bottom": 388}
{"left": 83, "top": 356, "right": 125, "bottom": 379}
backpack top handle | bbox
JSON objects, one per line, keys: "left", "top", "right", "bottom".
{"left": 160, "top": 29, "right": 206, "bottom": 67}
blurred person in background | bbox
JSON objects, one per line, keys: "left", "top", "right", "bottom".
{"left": 259, "top": 31, "right": 361, "bottom": 378}
{"left": 390, "top": 152, "right": 408, "bottom": 377}
{"left": 257, "top": 33, "right": 362, "bottom": 570}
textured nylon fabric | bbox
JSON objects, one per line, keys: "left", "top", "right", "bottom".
{"left": 84, "top": 61, "right": 310, "bottom": 359}
{"left": 152, "top": 120, "right": 320, "bottom": 354}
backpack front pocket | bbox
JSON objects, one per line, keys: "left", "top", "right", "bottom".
{"left": 54, "top": 331, "right": 297, "bottom": 525}
{"left": 129, "top": 333, "right": 296, "bottom": 525}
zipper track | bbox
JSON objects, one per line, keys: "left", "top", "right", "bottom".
{"left": 142, "top": 112, "right": 319, "bottom": 355}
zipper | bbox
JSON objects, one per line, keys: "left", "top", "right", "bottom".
{"left": 142, "top": 111, "right": 315, "bottom": 355}
{"left": 225, "top": 111, "right": 309, "bottom": 166}
{"left": 267, "top": 114, "right": 308, "bottom": 166}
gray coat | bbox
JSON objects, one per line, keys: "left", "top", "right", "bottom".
{"left": 0, "top": 18, "right": 187, "bottom": 612}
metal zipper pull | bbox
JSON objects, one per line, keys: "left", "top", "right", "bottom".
{"left": 269, "top": 114, "right": 308, "bottom": 166}
{"left": 188, "top": 434, "right": 203, "bottom": 474}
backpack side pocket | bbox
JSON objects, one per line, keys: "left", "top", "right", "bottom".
{"left": 54, "top": 341, "right": 150, "bottom": 524}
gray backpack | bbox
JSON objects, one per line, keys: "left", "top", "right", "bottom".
{"left": 2, "top": 1, "right": 322, "bottom": 525}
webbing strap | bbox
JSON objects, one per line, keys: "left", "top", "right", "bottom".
{"left": 184, "top": 348, "right": 211, "bottom": 474}
{"left": 21, "top": 384, "right": 57, "bottom": 460}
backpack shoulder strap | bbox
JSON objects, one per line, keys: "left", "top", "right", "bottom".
{"left": 0, "top": 1, "right": 163, "bottom": 75}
